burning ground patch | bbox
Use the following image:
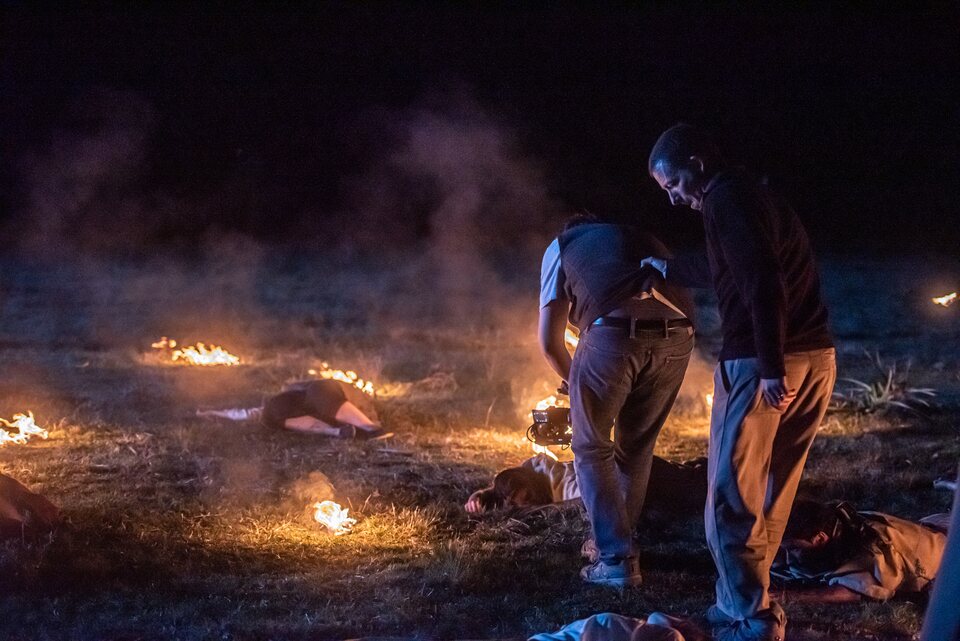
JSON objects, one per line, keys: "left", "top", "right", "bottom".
{"left": 0, "top": 255, "right": 956, "bottom": 639}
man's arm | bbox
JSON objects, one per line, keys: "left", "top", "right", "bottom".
{"left": 654, "top": 252, "right": 713, "bottom": 289}
{"left": 539, "top": 300, "right": 572, "bottom": 382}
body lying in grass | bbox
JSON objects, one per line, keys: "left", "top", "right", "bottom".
{"left": 197, "top": 379, "right": 391, "bottom": 440}
{"left": 774, "top": 498, "right": 948, "bottom": 602}
{"left": 529, "top": 611, "right": 709, "bottom": 641}
{"left": 0, "top": 473, "right": 60, "bottom": 538}
{"left": 464, "top": 453, "right": 707, "bottom": 521}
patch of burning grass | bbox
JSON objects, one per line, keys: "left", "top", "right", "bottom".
{"left": 0, "top": 255, "right": 956, "bottom": 639}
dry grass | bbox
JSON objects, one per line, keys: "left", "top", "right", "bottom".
{"left": 0, "top": 253, "right": 957, "bottom": 640}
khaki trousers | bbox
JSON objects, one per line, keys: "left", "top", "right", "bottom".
{"left": 706, "top": 348, "right": 836, "bottom": 622}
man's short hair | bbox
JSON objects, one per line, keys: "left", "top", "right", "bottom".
{"left": 493, "top": 466, "right": 553, "bottom": 506}
{"left": 784, "top": 498, "right": 841, "bottom": 542}
{"left": 562, "top": 211, "right": 600, "bottom": 232}
{"left": 648, "top": 123, "right": 722, "bottom": 175}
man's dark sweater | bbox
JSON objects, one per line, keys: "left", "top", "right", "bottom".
{"left": 668, "top": 170, "right": 832, "bottom": 378}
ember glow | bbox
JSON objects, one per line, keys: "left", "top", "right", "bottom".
{"left": 932, "top": 292, "right": 957, "bottom": 307}
{"left": 309, "top": 364, "right": 377, "bottom": 396}
{"left": 0, "top": 411, "right": 49, "bottom": 447}
{"left": 153, "top": 337, "right": 241, "bottom": 366}
{"left": 312, "top": 500, "right": 357, "bottom": 535}
{"left": 705, "top": 393, "right": 714, "bottom": 408}
{"left": 564, "top": 327, "right": 580, "bottom": 351}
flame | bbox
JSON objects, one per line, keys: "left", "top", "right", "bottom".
{"left": 312, "top": 500, "right": 357, "bottom": 535}
{"left": 0, "top": 411, "right": 49, "bottom": 447}
{"left": 535, "top": 394, "right": 569, "bottom": 411}
{"left": 705, "top": 393, "right": 714, "bottom": 408}
{"left": 564, "top": 327, "right": 580, "bottom": 351}
{"left": 309, "top": 364, "right": 377, "bottom": 396}
{"left": 151, "top": 337, "right": 177, "bottom": 349}
{"left": 932, "top": 292, "right": 957, "bottom": 307}
{"left": 153, "top": 337, "right": 241, "bottom": 366}
{"left": 531, "top": 442, "right": 560, "bottom": 461}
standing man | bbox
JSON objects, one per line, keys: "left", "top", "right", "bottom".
{"left": 539, "top": 215, "right": 694, "bottom": 587}
{"left": 644, "top": 124, "right": 836, "bottom": 641}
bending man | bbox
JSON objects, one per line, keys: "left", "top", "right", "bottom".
{"left": 539, "top": 215, "right": 694, "bottom": 587}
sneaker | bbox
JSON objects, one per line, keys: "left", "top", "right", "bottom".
{"left": 579, "top": 557, "right": 642, "bottom": 588}
{"left": 711, "top": 603, "right": 785, "bottom": 641}
{"left": 580, "top": 538, "right": 599, "bottom": 563}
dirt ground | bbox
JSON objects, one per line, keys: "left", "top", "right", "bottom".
{"left": 0, "top": 250, "right": 957, "bottom": 640}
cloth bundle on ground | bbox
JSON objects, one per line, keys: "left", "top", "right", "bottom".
{"left": 0, "top": 473, "right": 60, "bottom": 538}
{"left": 774, "top": 498, "right": 947, "bottom": 600}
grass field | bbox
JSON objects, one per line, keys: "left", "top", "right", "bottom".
{"left": 0, "top": 250, "right": 957, "bottom": 640}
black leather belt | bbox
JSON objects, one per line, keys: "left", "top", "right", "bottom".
{"left": 592, "top": 316, "right": 693, "bottom": 338}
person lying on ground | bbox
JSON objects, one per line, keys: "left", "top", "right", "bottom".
{"left": 529, "top": 611, "right": 709, "bottom": 641}
{"left": 465, "top": 453, "right": 707, "bottom": 523}
{"left": 197, "top": 379, "right": 391, "bottom": 440}
{"left": 0, "top": 473, "right": 60, "bottom": 538}
{"left": 773, "top": 497, "right": 947, "bottom": 602}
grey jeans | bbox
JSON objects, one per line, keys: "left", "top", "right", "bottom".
{"left": 570, "top": 325, "right": 693, "bottom": 563}
{"left": 706, "top": 348, "right": 836, "bottom": 625}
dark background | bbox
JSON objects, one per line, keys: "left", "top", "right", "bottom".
{"left": 3, "top": 2, "right": 959, "bottom": 255}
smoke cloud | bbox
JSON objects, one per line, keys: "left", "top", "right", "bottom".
{"left": 16, "top": 88, "right": 157, "bottom": 254}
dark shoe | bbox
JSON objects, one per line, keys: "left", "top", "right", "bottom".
{"left": 579, "top": 557, "right": 642, "bottom": 588}
{"left": 331, "top": 422, "right": 357, "bottom": 439}
{"left": 356, "top": 427, "right": 393, "bottom": 441}
{"left": 706, "top": 605, "right": 735, "bottom": 626}
{"left": 711, "top": 603, "right": 785, "bottom": 641}
{"left": 580, "top": 538, "right": 599, "bottom": 563}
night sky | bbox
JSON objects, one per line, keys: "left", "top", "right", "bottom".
{"left": 3, "top": 3, "right": 959, "bottom": 253}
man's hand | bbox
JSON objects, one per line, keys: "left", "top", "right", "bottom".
{"left": 640, "top": 256, "right": 668, "bottom": 278}
{"left": 464, "top": 490, "right": 487, "bottom": 514}
{"left": 761, "top": 376, "right": 797, "bottom": 411}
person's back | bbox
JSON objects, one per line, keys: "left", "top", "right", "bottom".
{"left": 554, "top": 223, "right": 694, "bottom": 331}
{"left": 699, "top": 171, "right": 831, "bottom": 369}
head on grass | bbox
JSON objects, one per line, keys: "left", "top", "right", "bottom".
{"left": 466, "top": 466, "right": 555, "bottom": 512}
{"left": 648, "top": 123, "right": 725, "bottom": 212}
{"left": 493, "top": 466, "right": 553, "bottom": 508}
{"left": 782, "top": 498, "right": 877, "bottom": 572}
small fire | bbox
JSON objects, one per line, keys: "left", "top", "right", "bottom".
{"left": 932, "top": 292, "right": 957, "bottom": 307}
{"left": 531, "top": 442, "right": 560, "bottom": 461}
{"left": 535, "top": 395, "right": 568, "bottom": 411}
{"left": 309, "top": 364, "right": 376, "bottom": 396}
{"left": 705, "top": 393, "right": 714, "bottom": 408}
{"left": 564, "top": 327, "right": 580, "bottom": 351}
{"left": 312, "top": 500, "right": 357, "bottom": 535}
{"left": 0, "top": 411, "right": 49, "bottom": 447}
{"left": 153, "top": 337, "right": 241, "bottom": 366}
